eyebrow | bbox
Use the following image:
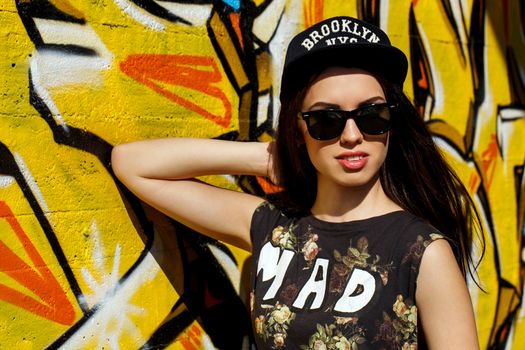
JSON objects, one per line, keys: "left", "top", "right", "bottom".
{"left": 306, "top": 96, "right": 386, "bottom": 110}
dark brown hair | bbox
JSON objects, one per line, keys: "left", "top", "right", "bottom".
{"left": 273, "top": 66, "right": 484, "bottom": 283}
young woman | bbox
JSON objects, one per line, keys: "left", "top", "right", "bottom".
{"left": 112, "top": 16, "right": 481, "bottom": 349}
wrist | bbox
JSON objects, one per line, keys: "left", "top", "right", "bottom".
{"left": 247, "top": 141, "right": 272, "bottom": 177}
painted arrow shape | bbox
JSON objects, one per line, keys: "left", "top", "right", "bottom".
{"left": 0, "top": 201, "right": 75, "bottom": 325}
{"left": 120, "top": 54, "right": 232, "bottom": 128}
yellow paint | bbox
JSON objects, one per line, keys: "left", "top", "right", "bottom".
{"left": 0, "top": 0, "right": 523, "bottom": 349}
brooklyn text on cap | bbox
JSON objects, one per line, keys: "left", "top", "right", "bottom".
{"left": 280, "top": 16, "right": 408, "bottom": 100}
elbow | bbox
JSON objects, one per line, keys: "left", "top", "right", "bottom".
{"left": 111, "top": 143, "right": 130, "bottom": 181}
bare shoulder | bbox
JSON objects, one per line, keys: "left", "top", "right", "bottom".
{"left": 416, "top": 239, "right": 480, "bottom": 349}
{"left": 419, "top": 239, "right": 458, "bottom": 280}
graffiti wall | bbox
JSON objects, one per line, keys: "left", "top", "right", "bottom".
{"left": 0, "top": 0, "right": 523, "bottom": 348}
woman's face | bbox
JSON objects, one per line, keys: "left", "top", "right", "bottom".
{"left": 299, "top": 67, "right": 389, "bottom": 190}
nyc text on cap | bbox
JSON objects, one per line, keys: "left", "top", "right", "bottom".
{"left": 280, "top": 16, "right": 408, "bottom": 99}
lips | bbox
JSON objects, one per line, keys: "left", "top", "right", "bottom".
{"left": 336, "top": 151, "right": 369, "bottom": 170}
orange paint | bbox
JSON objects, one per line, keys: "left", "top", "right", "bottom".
{"left": 0, "top": 201, "right": 75, "bottom": 325}
{"left": 120, "top": 55, "right": 232, "bottom": 128}
{"left": 229, "top": 13, "right": 244, "bottom": 49}
{"left": 188, "top": 324, "right": 202, "bottom": 346}
{"left": 190, "top": 324, "right": 202, "bottom": 336}
{"left": 179, "top": 324, "right": 203, "bottom": 350}
{"left": 468, "top": 172, "right": 480, "bottom": 194}
{"left": 481, "top": 134, "right": 498, "bottom": 191}
{"left": 256, "top": 176, "right": 282, "bottom": 194}
{"left": 180, "top": 337, "right": 197, "bottom": 350}
{"left": 371, "top": 0, "right": 377, "bottom": 17}
{"left": 417, "top": 60, "right": 428, "bottom": 90}
{"left": 303, "top": 0, "right": 324, "bottom": 28}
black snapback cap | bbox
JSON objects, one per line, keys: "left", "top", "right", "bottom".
{"left": 280, "top": 16, "right": 408, "bottom": 100}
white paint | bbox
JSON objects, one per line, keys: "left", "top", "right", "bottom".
{"left": 253, "top": 0, "right": 286, "bottom": 44}
{"left": 433, "top": 137, "right": 494, "bottom": 304}
{"left": 497, "top": 108, "right": 525, "bottom": 163}
{"left": 80, "top": 219, "right": 121, "bottom": 307}
{"left": 30, "top": 57, "right": 68, "bottom": 130}
{"left": 31, "top": 19, "right": 113, "bottom": 87}
{"left": 32, "top": 49, "right": 110, "bottom": 86}
{"left": 268, "top": 0, "right": 302, "bottom": 126}
{"left": 63, "top": 223, "right": 161, "bottom": 349}
{"left": 459, "top": 0, "right": 469, "bottom": 27}
{"left": 257, "top": 93, "right": 271, "bottom": 128}
{"left": 113, "top": 0, "right": 166, "bottom": 31}
{"left": 156, "top": 1, "right": 212, "bottom": 27}
{"left": 222, "top": 175, "right": 237, "bottom": 185}
{"left": 416, "top": 21, "right": 444, "bottom": 117}
{"left": 202, "top": 331, "right": 219, "bottom": 350}
{"left": 379, "top": 0, "right": 390, "bottom": 33}
{"left": 0, "top": 175, "right": 15, "bottom": 188}
{"left": 497, "top": 112, "right": 525, "bottom": 325}
{"left": 450, "top": 0, "right": 468, "bottom": 46}
{"left": 30, "top": 19, "right": 113, "bottom": 130}
{"left": 504, "top": 321, "right": 515, "bottom": 350}
{"left": 471, "top": 16, "right": 495, "bottom": 166}
{"left": 34, "top": 19, "right": 111, "bottom": 53}
{"left": 207, "top": 243, "right": 241, "bottom": 294}
{"left": 13, "top": 153, "right": 53, "bottom": 223}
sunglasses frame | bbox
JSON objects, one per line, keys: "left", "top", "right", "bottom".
{"left": 300, "top": 103, "right": 397, "bottom": 140}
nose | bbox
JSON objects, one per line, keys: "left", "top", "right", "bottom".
{"left": 340, "top": 118, "right": 363, "bottom": 144}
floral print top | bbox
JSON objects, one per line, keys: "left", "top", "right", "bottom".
{"left": 250, "top": 202, "right": 445, "bottom": 350}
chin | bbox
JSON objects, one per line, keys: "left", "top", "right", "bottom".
{"left": 334, "top": 173, "right": 380, "bottom": 189}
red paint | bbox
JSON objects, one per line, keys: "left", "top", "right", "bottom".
{"left": 481, "top": 134, "right": 498, "bottom": 191}
{"left": 120, "top": 55, "right": 232, "bottom": 128}
{"left": 0, "top": 201, "right": 75, "bottom": 325}
{"left": 204, "top": 283, "right": 222, "bottom": 308}
{"left": 229, "top": 13, "right": 244, "bottom": 48}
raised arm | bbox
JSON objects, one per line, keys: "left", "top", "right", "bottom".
{"left": 416, "top": 239, "right": 480, "bottom": 349}
{"left": 111, "top": 138, "right": 273, "bottom": 251}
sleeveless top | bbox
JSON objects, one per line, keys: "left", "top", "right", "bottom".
{"left": 249, "top": 202, "right": 444, "bottom": 350}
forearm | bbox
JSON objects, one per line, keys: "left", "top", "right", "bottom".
{"left": 111, "top": 138, "right": 271, "bottom": 182}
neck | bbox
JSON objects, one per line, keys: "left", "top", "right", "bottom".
{"left": 310, "top": 176, "right": 402, "bottom": 222}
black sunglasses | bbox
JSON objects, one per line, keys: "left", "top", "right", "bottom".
{"left": 300, "top": 103, "right": 396, "bottom": 140}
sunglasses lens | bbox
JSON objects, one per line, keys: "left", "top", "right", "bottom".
{"left": 354, "top": 105, "right": 391, "bottom": 135}
{"left": 303, "top": 104, "right": 393, "bottom": 140}
{"left": 306, "top": 111, "right": 345, "bottom": 140}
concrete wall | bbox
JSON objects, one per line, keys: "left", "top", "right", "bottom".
{"left": 0, "top": 0, "right": 523, "bottom": 349}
